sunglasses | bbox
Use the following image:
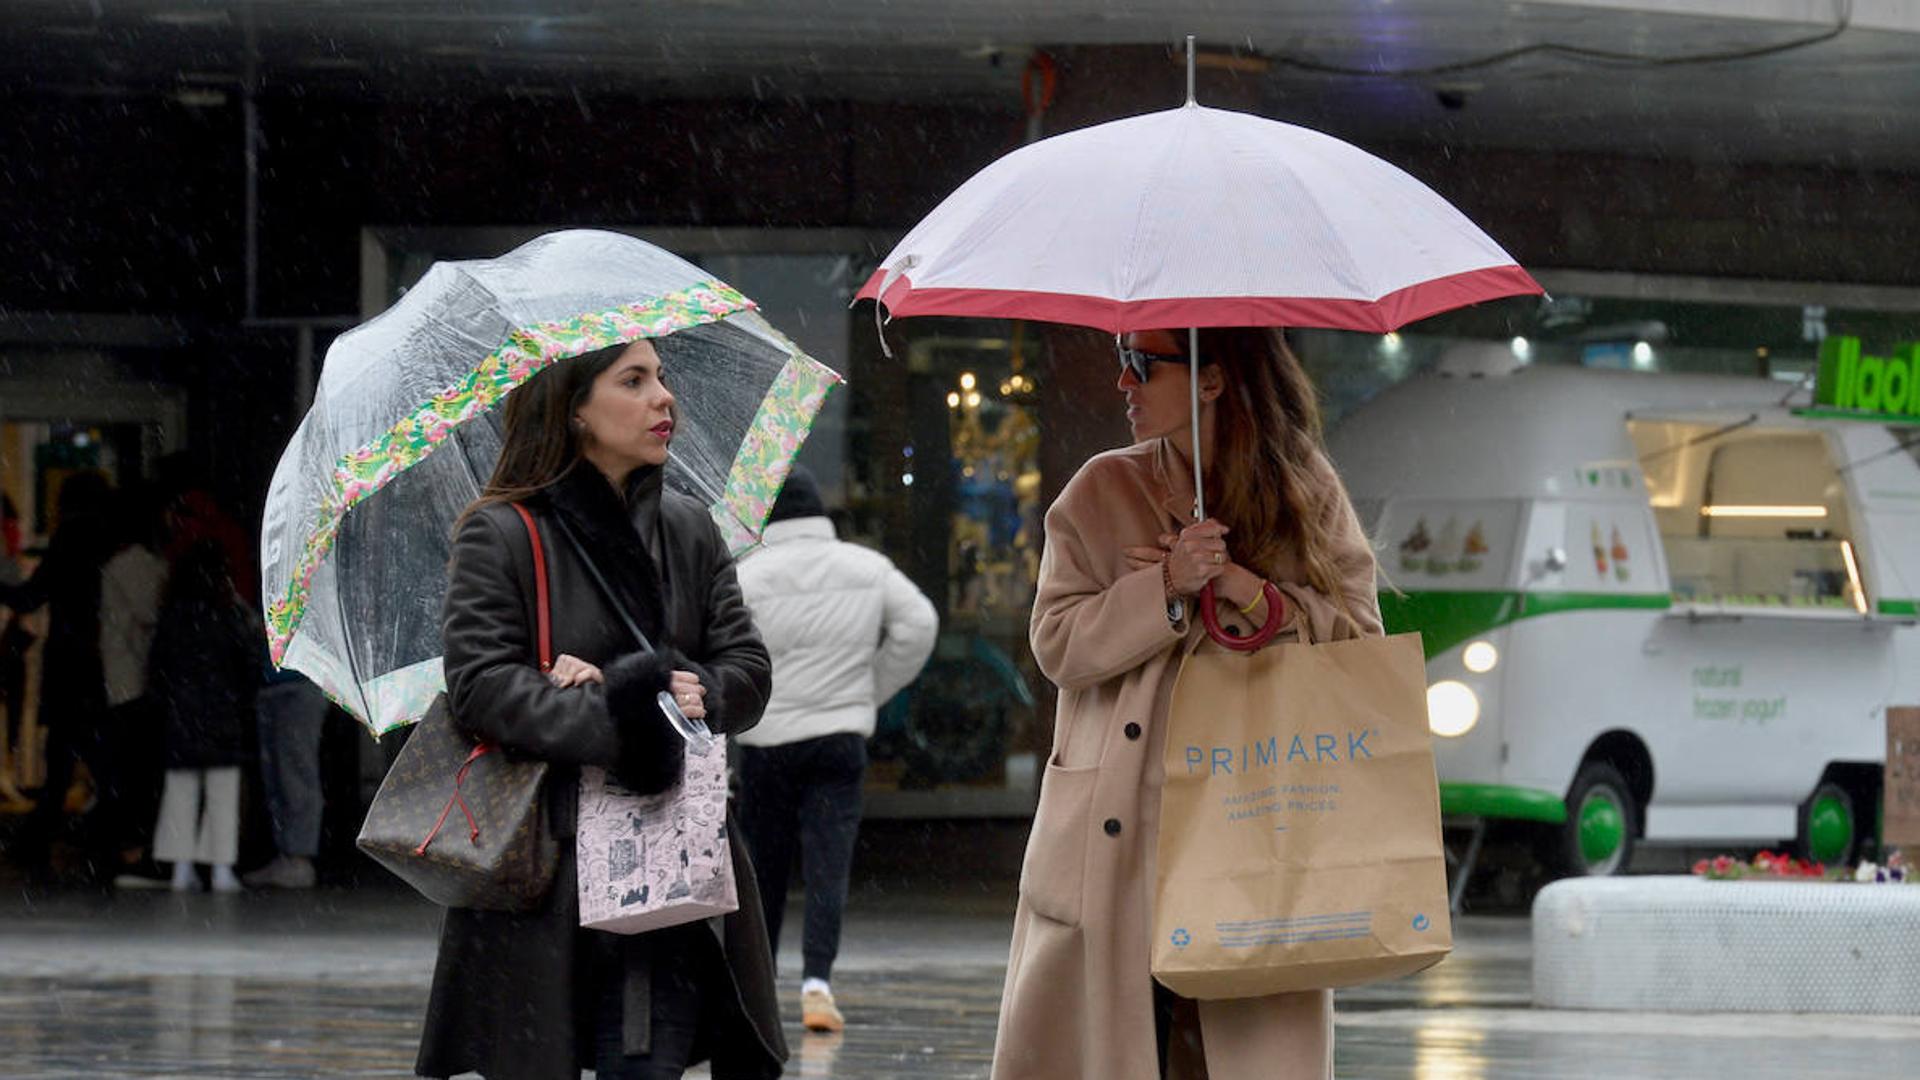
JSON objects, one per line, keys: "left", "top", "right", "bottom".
{"left": 1115, "top": 344, "right": 1191, "bottom": 383}
{"left": 1113, "top": 342, "right": 1213, "bottom": 384}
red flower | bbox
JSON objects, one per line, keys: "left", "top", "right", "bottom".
{"left": 1693, "top": 859, "right": 1710, "bottom": 875}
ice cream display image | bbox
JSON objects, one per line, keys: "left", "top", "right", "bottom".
{"left": 1610, "top": 524, "right": 1631, "bottom": 582}
{"left": 1591, "top": 521, "right": 1609, "bottom": 577}
{"left": 1458, "top": 521, "right": 1489, "bottom": 573}
{"left": 1400, "top": 517, "right": 1433, "bottom": 573}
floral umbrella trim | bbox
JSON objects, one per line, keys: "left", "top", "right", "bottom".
{"left": 265, "top": 281, "right": 755, "bottom": 662}
{"left": 342, "top": 656, "right": 447, "bottom": 737}
{"left": 712, "top": 354, "right": 845, "bottom": 554}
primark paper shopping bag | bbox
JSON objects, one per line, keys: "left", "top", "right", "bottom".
{"left": 1152, "top": 632, "right": 1451, "bottom": 998}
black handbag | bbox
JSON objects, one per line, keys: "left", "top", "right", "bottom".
{"left": 356, "top": 503, "right": 560, "bottom": 911}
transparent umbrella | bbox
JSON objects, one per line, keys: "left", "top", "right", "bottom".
{"left": 260, "top": 229, "right": 842, "bottom": 733}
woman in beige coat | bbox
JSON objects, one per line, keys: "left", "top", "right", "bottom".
{"left": 992, "top": 327, "right": 1383, "bottom": 1080}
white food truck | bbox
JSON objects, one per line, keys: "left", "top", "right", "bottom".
{"left": 1328, "top": 338, "right": 1920, "bottom": 885}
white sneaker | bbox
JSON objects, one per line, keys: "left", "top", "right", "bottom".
{"left": 169, "top": 863, "right": 201, "bottom": 893}
{"left": 210, "top": 865, "right": 243, "bottom": 893}
{"left": 801, "top": 987, "right": 844, "bottom": 1033}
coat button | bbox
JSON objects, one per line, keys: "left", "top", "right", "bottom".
{"left": 1124, "top": 722, "right": 1142, "bottom": 740}
{"left": 1103, "top": 818, "right": 1123, "bottom": 836}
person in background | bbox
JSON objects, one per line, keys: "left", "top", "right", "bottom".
{"left": 1, "top": 493, "right": 20, "bottom": 565}
{"left": 0, "top": 494, "right": 31, "bottom": 811}
{"left": 147, "top": 540, "right": 258, "bottom": 893}
{"left": 734, "top": 466, "right": 939, "bottom": 1034}
{"left": 0, "top": 472, "right": 118, "bottom": 883}
{"left": 155, "top": 453, "right": 254, "bottom": 603}
{"left": 98, "top": 488, "right": 171, "bottom": 889}
{"left": 243, "top": 665, "right": 329, "bottom": 889}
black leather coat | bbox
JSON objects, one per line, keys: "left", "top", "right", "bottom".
{"left": 416, "top": 466, "right": 785, "bottom": 1080}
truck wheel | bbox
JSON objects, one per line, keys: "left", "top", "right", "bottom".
{"left": 1796, "top": 781, "right": 1856, "bottom": 868}
{"left": 1563, "top": 762, "right": 1635, "bottom": 876}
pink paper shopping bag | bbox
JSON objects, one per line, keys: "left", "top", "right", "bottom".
{"left": 576, "top": 734, "right": 737, "bottom": 934}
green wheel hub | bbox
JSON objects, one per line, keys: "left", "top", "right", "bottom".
{"left": 1576, "top": 787, "right": 1627, "bottom": 869}
{"left": 1807, "top": 789, "right": 1854, "bottom": 865}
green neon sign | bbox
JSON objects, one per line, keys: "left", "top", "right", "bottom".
{"left": 1813, "top": 336, "right": 1920, "bottom": 419}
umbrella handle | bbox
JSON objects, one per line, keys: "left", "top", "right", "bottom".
{"left": 1199, "top": 580, "right": 1287, "bottom": 652}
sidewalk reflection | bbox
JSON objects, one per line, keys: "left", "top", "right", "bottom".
{"left": 798, "top": 1031, "right": 844, "bottom": 1078}
{"left": 151, "top": 974, "right": 236, "bottom": 1065}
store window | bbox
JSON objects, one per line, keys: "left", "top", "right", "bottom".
{"left": 845, "top": 323, "right": 1046, "bottom": 816}
{"left": 1628, "top": 419, "right": 1862, "bottom": 611}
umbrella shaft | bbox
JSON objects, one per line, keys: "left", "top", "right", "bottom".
{"left": 1190, "top": 326, "right": 1205, "bottom": 521}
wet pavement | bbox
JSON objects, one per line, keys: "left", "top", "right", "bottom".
{"left": 1, "top": 882, "right": 1916, "bottom": 1078}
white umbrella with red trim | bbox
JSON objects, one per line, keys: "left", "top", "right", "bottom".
{"left": 856, "top": 54, "right": 1541, "bottom": 647}
{"left": 855, "top": 104, "right": 1539, "bottom": 336}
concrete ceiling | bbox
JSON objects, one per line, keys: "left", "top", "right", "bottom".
{"left": 5, "top": 0, "right": 1917, "bottom": 168}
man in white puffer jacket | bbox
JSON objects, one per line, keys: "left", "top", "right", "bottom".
{"left": 735, "top": 467, "right": 937, "bottom": 1035}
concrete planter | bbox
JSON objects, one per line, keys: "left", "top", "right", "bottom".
{"left": 1532, "top": 875, "right": 1920, "bottom": 1013}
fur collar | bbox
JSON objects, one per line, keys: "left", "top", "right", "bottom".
{"left": 537, "top": 463, "right": 666, "bottom": 648}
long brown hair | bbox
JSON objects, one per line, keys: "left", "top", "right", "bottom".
{"left": 1197, "top": 327, "right": 1354, "bottom": 621}
{"left": 456, "top": 341, "right": 627, "bottom": 526}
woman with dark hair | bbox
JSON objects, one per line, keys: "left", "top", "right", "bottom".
{"left": 991, "top": 327, "right": 1382, "bottom": 1080}
{"left": 416, "top": 338, "right": 786, "bottom": 1080}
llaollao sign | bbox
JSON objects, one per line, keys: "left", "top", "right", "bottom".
{"left": 1814, "top": 336, "right": 1920, "bottom": 418}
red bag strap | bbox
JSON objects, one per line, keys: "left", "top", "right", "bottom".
{"left": 417, "top": 503, "right": 556, "bottom": 857}
{"left": 508, "top": 503, "right": 554, "bottom": 673}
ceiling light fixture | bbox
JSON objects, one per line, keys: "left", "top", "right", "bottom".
{"left": 1699, "top": 505, "right": 1827, "bottom": 518}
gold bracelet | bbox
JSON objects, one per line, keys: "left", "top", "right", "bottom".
{"left": 1239, "top": 583, "right": 1267, "bottom": 616}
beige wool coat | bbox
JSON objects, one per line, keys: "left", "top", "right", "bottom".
{"left": 992, "top": 438, "right": 1383, "bottom": 1080}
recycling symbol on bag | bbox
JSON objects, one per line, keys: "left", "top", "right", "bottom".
{"left": 1171, "top": 928, "right": 1192, "bottom": 948}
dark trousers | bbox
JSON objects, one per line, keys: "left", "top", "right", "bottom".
{"left": 103, "top": 699, "right": 164, "bottom": 853}
{"left": 1, "top": 630, "right": 24, "bottom": 774}
{"left": 737, "top": 733, "right": 866, "bottom": 983}
{"left": 1154, "top": 980, "right": 1205, "bottom": 1078}
{"left": 256, "top": 681, "right": 329, "bottom": 858}
{"left": 18, "top": 707, "right": 112, "bottom": 872}
{"left": 590, "top": 925, "right": 778, "bottom": 1080}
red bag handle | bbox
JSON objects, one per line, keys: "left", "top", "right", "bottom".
{"left": 1198, "top": 580, "right": 1288, "bottom": 652}
{"left": 417, "top": 502, "right": 553, "bottom": 855}
{"left": 509, "top": 502, "right": 553, "bottom": 674}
